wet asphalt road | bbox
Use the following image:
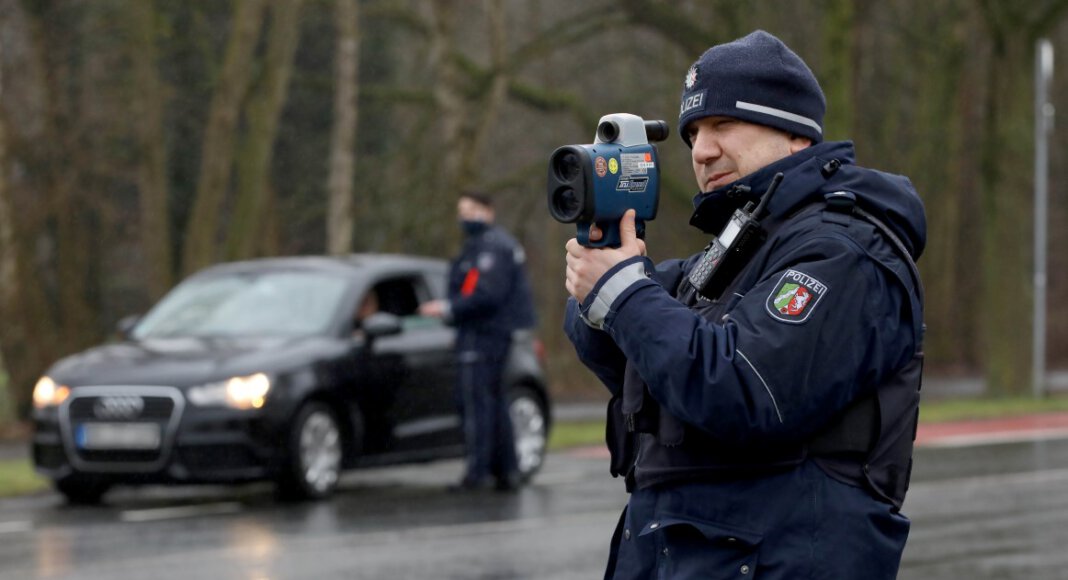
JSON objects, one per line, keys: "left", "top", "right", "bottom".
{"left": 3, "top": 438, "right": 1068, "bottom": 579}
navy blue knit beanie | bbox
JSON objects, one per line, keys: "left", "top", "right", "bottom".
{"left": 679, "top": 30, "right": 826, "bottom": 147}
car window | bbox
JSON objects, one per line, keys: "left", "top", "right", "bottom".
{"left": 133, "top": 271, "right": 351, "bottom": 338}
{"left": 367, "top": 276, "right": 443, "bottom": 330}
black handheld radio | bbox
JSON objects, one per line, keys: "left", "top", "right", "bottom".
{"left": 688, "top": 173, "right": 784, "bottom": 300}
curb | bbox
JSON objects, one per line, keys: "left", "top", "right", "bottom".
{"left": 915, "top": 411, "right": 1068, "bottom": 448}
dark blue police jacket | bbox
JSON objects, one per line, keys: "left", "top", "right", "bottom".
{"left": 448, "top": 224, "right": 536, "bottom": 342}
{"left": 565, "top": 141, "right": 926, "bottom": 577}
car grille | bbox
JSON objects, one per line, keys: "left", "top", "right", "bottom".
{"left": 68, "top": 396, "right": 175, "bottom": 421}
{"left": 60, "top": 386, "right": 184, "bottom": 472}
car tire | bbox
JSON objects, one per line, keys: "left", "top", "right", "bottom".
{"left": 509, "top": 385, "right": 548, "bottom": 483}
{"left": 277, "top": 401, "right": 344, "bottom": 501}
{"left": 54, "top": 474, "right": 111, "bottom": 505}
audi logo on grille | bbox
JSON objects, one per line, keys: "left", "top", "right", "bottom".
{"left": 93, "top": 396, "right": 145, "bottom": 420}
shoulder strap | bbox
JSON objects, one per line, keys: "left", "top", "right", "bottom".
{"left": 824, "top": 191, "right": 925, "bottom": 348}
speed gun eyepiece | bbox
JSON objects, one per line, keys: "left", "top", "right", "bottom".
{"left": 547, "top": 113, "right": 667, "bottom": 248}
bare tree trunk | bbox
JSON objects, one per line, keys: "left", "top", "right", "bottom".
{"left": 457, "top": 0, "right": 508, "bottom": 180}
{"left": 127, "top": 0, "right": 173, "bottom": 299}
{"left": 821, "top": 0, "right": 855, "bottom": 140}
{"left": 0, "top": 57, "right": 14, "bottom": 314}
{"left": 326, "top": 0, "right": 360, "bottom": 256}
{"left": 183, "top": 0, "right": 267, "bottom": 275}
{"left": 429, "top": 0, "right": 463, "bottom": 189}
{"left": 227, "top": 0, "right": 305, "bottom": 260}
{"left": 0, "top": 1, "right": 40, "bottom": 416}
{"left": 0, "top": 58, "right": 17, "bottom": 414}
{"left": 0, "top": 67, "right": 12, "bottom": 421}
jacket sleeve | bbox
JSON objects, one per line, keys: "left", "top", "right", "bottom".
{"left": 449, "top": 241, "right": 516, "bottom": 324}
{"left": 589, "top": 229, "right": 916, "bottom": 446}
{"left": 563, "top": 257, "right": 689, "bottom": 397}
{"left": 563, "top": 298, "right": 627, "bottom": 396}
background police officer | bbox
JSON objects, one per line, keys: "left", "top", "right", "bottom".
{"left": 421, "top": 191, "right": 537, "bottom": 492}
{"left": 564, "top": 31, "right": 926, "bottom": 578}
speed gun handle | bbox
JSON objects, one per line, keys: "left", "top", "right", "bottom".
{"left": 577, "top": 219, "right": 647, "bottom": 248}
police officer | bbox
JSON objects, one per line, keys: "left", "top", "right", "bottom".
{"left": 564, "top": 31, "right": 925, "bottom": 578}
{"left": 421, "top": 191, "right": 537, "bottom": 492}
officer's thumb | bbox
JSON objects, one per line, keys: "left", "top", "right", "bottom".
{"left": 619, "top": 210, "right": 639, "bottom": 250}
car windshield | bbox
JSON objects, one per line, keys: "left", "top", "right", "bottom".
{"left": 131, "top": 270, "right": 351, "bottom": 339}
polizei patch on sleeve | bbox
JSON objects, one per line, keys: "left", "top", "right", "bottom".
{"left": 765, "top": 269, "right": 829, "bottom": 323}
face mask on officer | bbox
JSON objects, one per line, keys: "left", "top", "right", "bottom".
{"left": 457, "top": 194, "right": 495, "bottom": 237}
{"left": 460, "top": 219, "right": 488, "bottom": 237}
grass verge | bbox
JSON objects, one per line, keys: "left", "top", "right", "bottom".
{"left": 548, "top": 395, "right": 1068, "bottom": 451}
{"left": 0, "top": 459, "right": 47, "bottom": 498}
{"left": 548, "top": 420, "right": 605, "bottom": 451}
{"left": 918, "top": 395, "right": 1068, "bottom": 423}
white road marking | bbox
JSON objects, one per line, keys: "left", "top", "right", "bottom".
{"left": 0, "top": 521, "right": 32, "bottom": 534}
{"left": 920, "top": 427, "right": 1068, "bottom": 448}
{"left": 119, "top": 501, "right": 243, "bottom": 523}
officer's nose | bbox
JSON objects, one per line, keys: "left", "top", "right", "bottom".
{"left": 691, "top": 126, "right": 721, "bottom": 166}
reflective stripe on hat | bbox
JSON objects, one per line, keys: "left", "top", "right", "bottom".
{"left": 735, "top": 101, "right": 822, "bottom": 135}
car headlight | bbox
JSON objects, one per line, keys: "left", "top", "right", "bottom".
{"left": 187, "top": 373, "right": 271, "bottom": 410}
{"left": 33, "top": 376, "right": 71, "bottom": 409}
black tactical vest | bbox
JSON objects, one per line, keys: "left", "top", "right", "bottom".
{"left": 605, "top": 196, "right": 924, "bottom": 510}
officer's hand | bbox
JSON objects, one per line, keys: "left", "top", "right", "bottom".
{"left": 419, "top": 300, "right": 446, "bottom": 318}
{"left": 565, "top": 210, "right": 647, "bottom": 303}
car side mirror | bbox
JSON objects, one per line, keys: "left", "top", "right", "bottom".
{"left": 360, "top": 312, "right": 402, "bottom": 339}
{"left": 116, "top": 314, "right": 141, "bottom": 340}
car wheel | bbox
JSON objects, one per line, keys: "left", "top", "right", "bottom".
{"left": 509, "top": 385, "right": 548, "bottom": 482}
{"left": 277, "top": 401, "right": 343, "bottom": 501}
{"left": 54, "top": 474, "right": 111, "bottom": 505}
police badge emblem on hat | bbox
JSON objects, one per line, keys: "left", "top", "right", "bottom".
{"left": 765, "top": 269, "right": 829, "bottom": 323}
{"left": 684, "top": 64, "right": 698, "bottom": 90}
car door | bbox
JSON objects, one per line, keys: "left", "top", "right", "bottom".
{"left": 363, "top": 275, "right": 461, "bottom": 455}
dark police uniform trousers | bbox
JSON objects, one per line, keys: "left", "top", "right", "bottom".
{"left": 457, "top": 331, "right": 517, "bottom": 483}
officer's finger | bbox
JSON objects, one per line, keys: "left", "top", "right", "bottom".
{"left": 635, "top": 239, "right": 647, "bottom": 256}
{"left": 588, "top": 224, "right": 603, "bottom": 242}
{"left": 564, "top": 268, "right": 579, "bottom": 298}
{"left": 619, "top": 210, "right": 638, "bottom": 247}
{"left": 565, "top": 238, "right": 581, "bottom": 257}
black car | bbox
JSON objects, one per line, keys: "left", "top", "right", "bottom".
{"left": 30, "top": 254, "right": 551, "bottom": 503}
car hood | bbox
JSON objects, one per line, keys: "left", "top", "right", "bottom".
{"left": 46, "top": 336, "right": 349, "bottom": 388}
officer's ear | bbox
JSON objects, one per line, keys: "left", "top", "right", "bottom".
{"left": 788, "top": 134, "right": 812, "bottom": 154}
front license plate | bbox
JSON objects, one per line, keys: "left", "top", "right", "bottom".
{"left": 75, "top": 422, "right": 162, "bottom": 450}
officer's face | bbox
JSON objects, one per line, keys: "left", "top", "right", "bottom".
{"left": 457, "top": 198, "right": 494, "bottom": 223}
{"left": 688, "top": 116, "right": 811, "bottom": 191}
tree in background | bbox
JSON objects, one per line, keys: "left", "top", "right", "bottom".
{"left": 974, "top": 0, "right": 1068, "bottom": 394}
{"left": 326, "top": 0, "right": 360, "bottom": 255}
{"left": 2, "top": 0, "right": 1068, "bottom": 415}
{"left": 125, "top": 0, "right": 173, "bottom": 300}
{"left": 226, "top": 0, "right": 306, "bottom": 260}
{"left": 182, "top": 0, "right": 267, "bottom": 275}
